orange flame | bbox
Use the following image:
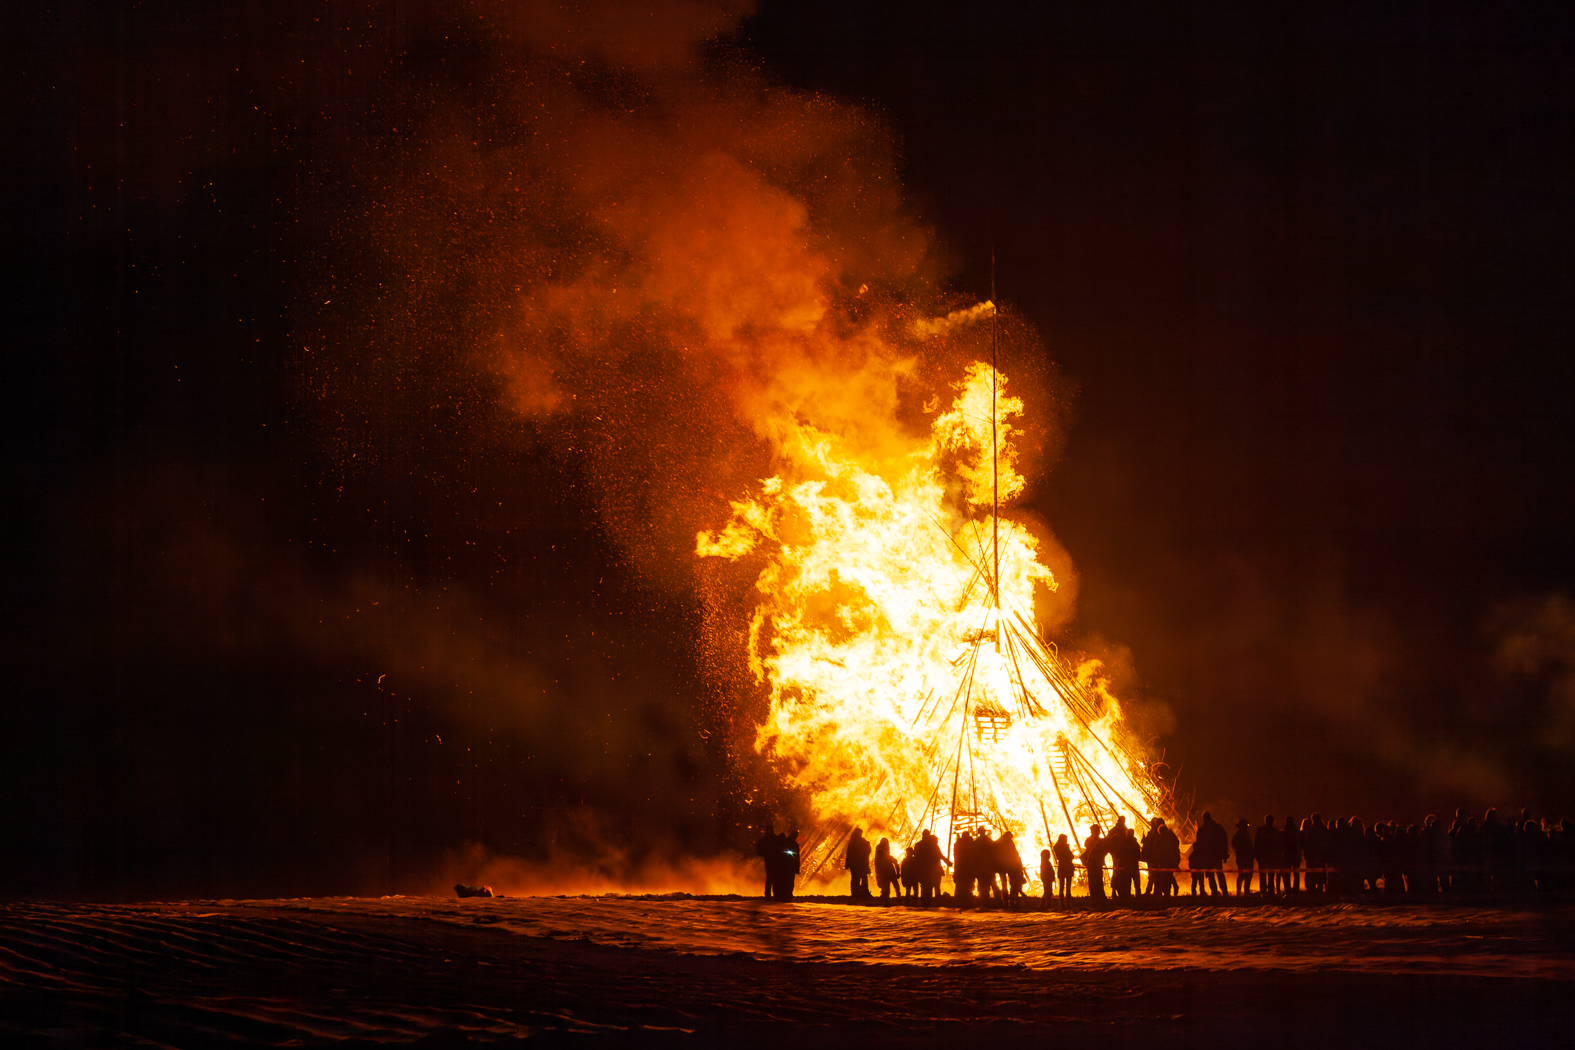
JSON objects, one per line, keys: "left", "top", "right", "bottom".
{"left": 699, "top": 313, "right": 1174, "bottom": 885}
{"left": 459, "top": 37, "right": 1174, "bottom": 885}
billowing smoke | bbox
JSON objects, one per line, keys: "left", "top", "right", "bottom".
{"left": 14, "top": 0, "right": 1574, "bottom": 901}
{"left": 290, "top": 0, "right": 1087, "bottom": 877}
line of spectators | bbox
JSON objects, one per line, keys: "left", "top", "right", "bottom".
{"left": 1184, "top": 807, "right": 1575, "bottom": 898}
{"left": 763, "top": 805, "right": 1575, "bottom": 904}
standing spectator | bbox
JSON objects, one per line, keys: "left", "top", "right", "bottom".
{"left": 1303, "top": 814, "right": 1329, "bottom": 893}
{"left": 1053, "top": 833, "right": 1076, "bottom": 901}
{"left": 953, "top": 830, "right": 976, "bottom": 905}
{"left": 1280, "top": 816, "right": 1302, "bottom": 894}
{"left": 1233, "top": 819, "right": 1257, "bottom": 897}
{"left": 1110, "top": 819, "right": 1141, "bottom": 901}
{"left": 915, "top": 830, "right": 946, "bottom": 903}
{"left": 1190, "top": 812, "right": 1230, "bottom": 898}
{"left": 1106, "top": 817, "right": 1135, "bottom": 900}
{"left": 995, "top": 830, "right": 1027, "bottom": 906}
{"left": 1142, "top": 817, "right": 1178, "bottom": 897}
{"left": 874, "top": 837, "right": 899, "bottom": 900}
{"left": 843, "top": 828, "right": 872, "bottom": 899}
{"left": 1420, "top": 814, "right": 1449, "bottom": 894}
{"left": 1254, "top": 816, "right": 1279, "bottom": 896}
{"left": 1156, "top": 819, "right": 1182, "bottom": 896}
{"left": 1082, "top": 824, "right": 1109, "bottom": 900}
{"left": 754, "top": 826, "right": 780, "bottom": 899}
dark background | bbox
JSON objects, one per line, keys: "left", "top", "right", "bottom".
{"left": 5, "top": 1, "right": 1574, "bottom": 899}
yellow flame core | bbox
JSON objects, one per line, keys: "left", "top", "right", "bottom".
{"left": 699, "top": 363, "right": 1167, "bottom": 884}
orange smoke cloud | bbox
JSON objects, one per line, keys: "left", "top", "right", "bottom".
{"left": 303, "top": 4, "right": 1155, "bottom": 884}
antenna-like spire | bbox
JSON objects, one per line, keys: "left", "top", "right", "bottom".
{"left": 991, "top": 251, "right": 1000, "bottom": 652}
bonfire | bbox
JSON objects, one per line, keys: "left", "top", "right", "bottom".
{"left": 699, "top": 301, "right": 1182, "bottom": 883}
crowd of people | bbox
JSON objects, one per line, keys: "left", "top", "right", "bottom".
{"left": 755, "top": 806, "right": 1575, "bottom": 903}
{"left": 1180, "top": 807, "right": 1575, "bottom": 899}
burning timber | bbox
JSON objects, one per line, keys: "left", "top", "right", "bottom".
{"left": 699, "top": 304, "right": 1183, "bottom": 884}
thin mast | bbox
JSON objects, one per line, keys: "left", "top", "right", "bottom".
{"left": 990, "top": 254, "right": 1000, "bottom": 652}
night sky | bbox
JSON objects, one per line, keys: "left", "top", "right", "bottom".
{"left": 6, "top": 1, "right": 1574, "bottom": 900}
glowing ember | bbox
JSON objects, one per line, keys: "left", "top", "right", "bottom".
{"left": 699, "top": 316, "right": 1178, "bottom": 885}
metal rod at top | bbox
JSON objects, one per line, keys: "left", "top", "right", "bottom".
{"left": 991, "top": 255, "right": 1001, "bottom": 651}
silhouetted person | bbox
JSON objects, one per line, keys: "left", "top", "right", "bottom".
{"left": 976, "top": 830, "right": 1002, "bottom": 900}
{"left": 1083, "top": 824, "right": 1109, "bottom": 900}
{"left": 978, "top": 831, "right": 1002, "bottom": 900}
{"left": 1144, "top": 817, "right": 1180, "bottom": 896}
{"left": 754, "top": 826, "right": 780, "bottom": 899}
{"left": 1377, "top": 821, "right": 1400, "bottom": 893}
{"left": 1054, "top": 834, "right": 1075, "bottom": 901}
{"left": 915, "top": 829, "right": 946, "bottom": 903}
{"left": 1280, "top": 816, "right": 1301, "bottom": 893}
{"left": 1162, "top": 819, "right": 1183, "bottom": 895}
{"left": 1557, "top": 820, "right": 1575, "bottom": 894}
{"left": 1420, "top": 814, "right": 1448, "bottom": 894}
{"left": 1521, "top": 816, "right": 1549, "bottom": 894}
{"left": 995, "top": 830, "right": 1027, "bottom": 905}
{"left": 1327, "top": 816, "right": 1355, "bottom": 893}
{"left": 875, "top": 837, "right": 899, "bottom": 899}
{"left": 1140, "top": 818, "right": 1159, "bottom": 895}
{"left": 1448, "top": 808, "right": 1471, "bottom": 892}
{"left": 1255, "top": 816, "right": 1279, "bottom": 896}
{"left": 1110, "top": 819, "right": 1141, "bottom": 901}
{"left": 1400, "top": 822, "right": 1422, "bottom": 893}
{"left": 1484, "top": 808, "right": 1514, "bottom": 892}
{"left": 775, "top": 828, "right": 802, "bottom": 900}
{"left": 1191, "top": 812, "right": 1229, "bottom": 897}
{"left": 1456, "top": 814, "right": 1484, "bottom": 893}
{"left": 900, "top": 846, "right": 918, "bottom": 897}
{"left": 844, "top": 828, "right": 872, "bottom": 899}
{"left": 1303, "top": 814, "right": 1329, "bottom": 893}
{"left": 953, "top": 830, "right": 977, "bottom": 905}
{"left": 1233, "top": 818, "right": 1256, "bottom": 896}
{"left": 1353, "top": 816, "right": 1378, "bottom": 892}
{"left": 1106, "top": 817, "right": 1129, "bottom": 898}
{"left": 1040, "top": 848, "right": 1055, "bottom": 906}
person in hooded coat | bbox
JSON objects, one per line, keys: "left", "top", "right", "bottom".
{"left": 875, "top": 837, "right": 899, "bottom": 900}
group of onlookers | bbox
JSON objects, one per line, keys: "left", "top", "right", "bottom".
{"left": 1184, "top": 807, "right": 1575, "bottom": 897}
{"left": 768, "top": 804, "right": 1575, "bottom": 903}
{"left": 1072, "top": 814, "right": 1183, "bottom": 899}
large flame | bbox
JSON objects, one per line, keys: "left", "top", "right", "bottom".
{"left": 438, "top": 23, "right": 1174, "bottom": 885}
{"left": 699, "top": 322, "right": 1175, "bottom": 885}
